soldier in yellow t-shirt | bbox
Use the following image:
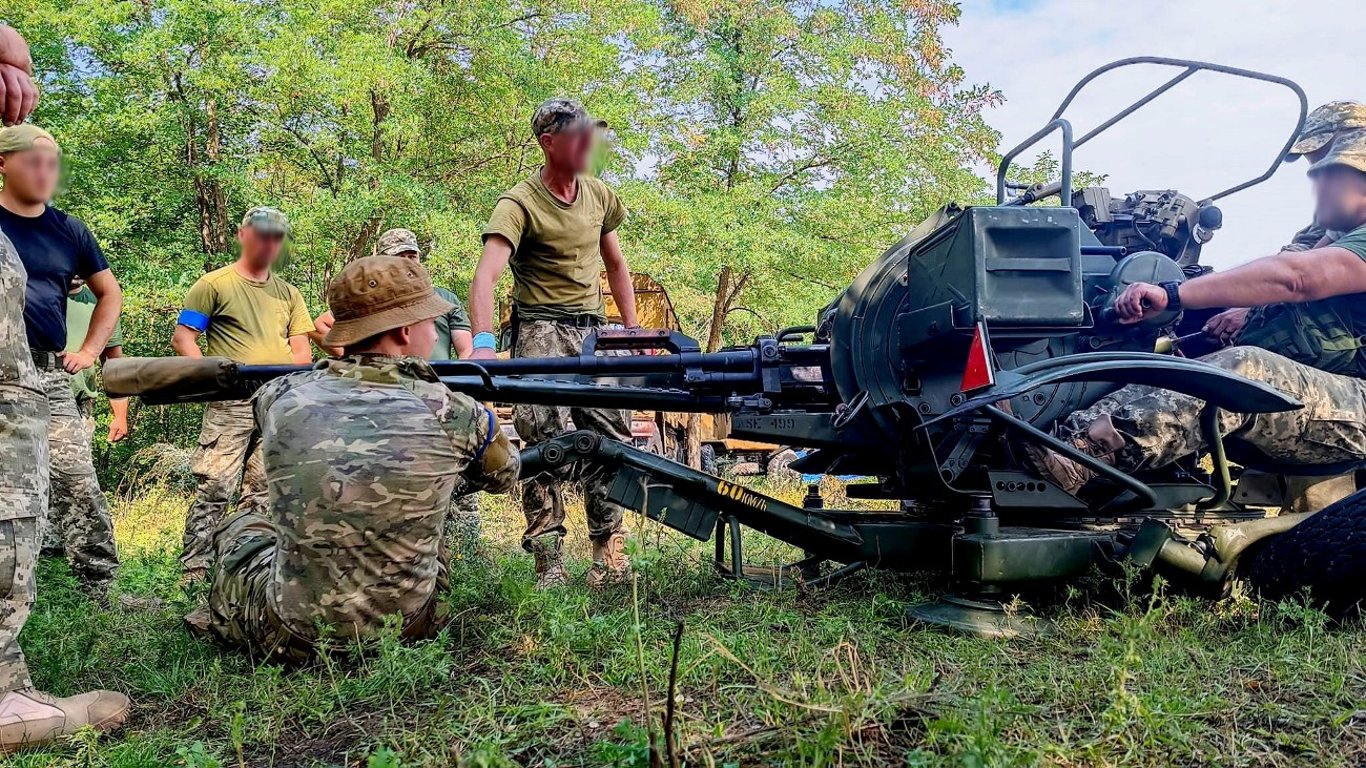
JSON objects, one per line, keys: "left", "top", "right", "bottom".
{"left": 471, "top": 98, "right": 638, "bottom": 591}
{"left": 170, "top": 207, "right": 313, "bottom": 583}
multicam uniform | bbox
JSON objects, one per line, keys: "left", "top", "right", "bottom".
{"left": 483, "top": 171, "right": 634, "bottom": 554}
{"left": 1062, "top": 222, "right": 1366, "bottom": 474}
{"left": 187, "top": 356, "right": 518, "bottom": 661}
{"left": 177, "top": 262, "right": 313, "bottom": 575}
{"left": 0, "top": 228, "right": 47, "bottom": 694}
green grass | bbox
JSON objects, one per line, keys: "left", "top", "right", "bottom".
{"left": 13, "top": 480, "right": 1366, "bottom": 767}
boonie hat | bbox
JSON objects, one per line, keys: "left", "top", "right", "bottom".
{"left": 532, "top": 98, "right": 608, "bottom": 137}
{"left": 241, "top": 206, "right": 291, "bottom": 236}
{"left": 323, "top": 255, "right": 453, "bottom": 347}
{"left": 0, "top": 124, "right": 59, "bottom": 154}
{"left": 1286, "top": 101, "right": 1366, "bottom": 161}
{"left": 1307, "top": 128, "right": 1366, "bottom": 177}
{"left": 376, "top": 228, "right": 422, "bottom": 258}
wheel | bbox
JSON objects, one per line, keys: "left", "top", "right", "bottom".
{"left": 700, "top": 444, "right": 718, "bottom": 475}
{"left": 1239, "top": 489, "right": 1366, "bottom": 613}
{"left": 766, "top": 449, "right": 800, "bottom": 482}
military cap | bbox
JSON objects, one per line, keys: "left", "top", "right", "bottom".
{"left": 323, "top": 255, "right": 453, "bottom": 347}
{"left": 0, "top": 124, "right": 58, "bottom": 154}
{"left": 376, "top": 228, "right": 422, "bottom": 259}
{"left": 531, "top": 98, "right": 608, "bottom": 138}
{"left": 1307, "top": 128, "right": 1366, "bottom": 177}
{"left": 1286, "top": 101, "right": 1366, "bottom": 161}
{"left": 241, "top": 206, "right": 290, "bottom": 235}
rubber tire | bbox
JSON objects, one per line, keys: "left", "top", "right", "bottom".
{"left": 700, "top": 445, "right": 718, "bottom": 476}
{"left": 1240, "top": 489, "right": 1366, "bottom": 613}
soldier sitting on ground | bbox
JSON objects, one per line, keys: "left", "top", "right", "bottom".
{"left": 184, "top": 256, "right": 519, "bottom": 662}
{"left": 1027, "top": 129, "right": 1366, "bottom": 492}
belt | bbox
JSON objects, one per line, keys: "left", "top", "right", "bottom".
{"left": 519, "top": 314, "right": 604, "bottom": 329}
{"left": 31, "top": 350, "right": 64, "bottom": 370}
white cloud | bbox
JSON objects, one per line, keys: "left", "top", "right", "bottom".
{"left": 944, "top": 0, "right": 1365, "bottom": 268}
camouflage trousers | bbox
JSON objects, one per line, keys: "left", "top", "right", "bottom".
{"left": 37, "top": 368, "right": 118, "bottom": 592}
{"left": 1063, "top": 346, "right": 1366, "bottom": 472}
{"left": 1, "top": 383, "right": 48, "bottom": 694}
{"left": 181, "top": 400, "right": 266, "bottom": 574}
{"left": 187, "top": 511, "right": 447, "bottom": 663}
{"left": 513, "top": 320, "right": 632, "bottom": 550}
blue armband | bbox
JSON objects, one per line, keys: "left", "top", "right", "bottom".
{"left": 472, "top": 332, "right": 498, "bottom": 351}
{"left": 472, "top": 407, "right": 496, "bottom": 462}
{"left": 177, "top": 309, "right": 210, "bottom": 333}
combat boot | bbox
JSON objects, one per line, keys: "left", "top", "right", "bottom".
{"left": 529, "top": 534, "right": 569, "bottom": 590}
{"left": 0, "top": 687, "right": 130, "bottom": 754}
{"left": 1022, "top": 414, "right": 1126, "bottom": 495}
{"left": 587, "top": 532, "right": 632, "bottom": 589}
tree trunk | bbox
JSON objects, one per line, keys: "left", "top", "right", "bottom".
{"left": 188, "top": 98, "right": 230, "bottom": 261}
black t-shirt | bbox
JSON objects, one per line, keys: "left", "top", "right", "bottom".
{"left": 0, "top": 205, "right": 109, "bottom": 351}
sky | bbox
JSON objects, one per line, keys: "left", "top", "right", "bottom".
{"left": 943, "top": 0, "right": 1365, "bottom": 269}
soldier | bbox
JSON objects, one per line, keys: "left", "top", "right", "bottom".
{"left": 184, "top": 256, "right": 518, "bottom": 661}
{"left": 39, "top": 276, "right": 130, "bottom": 557}
{"left": 172, "top": 207, "right": 314, "bottom": 583}
{"left": 0, "top": 123, "right": 121, "bottom": 599}
{"left": 470, "top": 97, "right": 637, "bottom": 589}
{"left": 1205, "top": 101, "right": 1366, "bottom": 343}
{"left": 0, "top": 20, "right": 129, "bottom": 753}
{"left": 312, "top": 228, "right": 481, "bottom": 549}
{"left": 1027, "top": 130, "right": 1366, "bottom": 492}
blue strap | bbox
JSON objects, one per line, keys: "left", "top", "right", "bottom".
{"left": 472, "top": 331, "right": 498, "bottom": 351}
{"left": 472, "top": 407, "right": 496, "bottom": 462}
{"left": 177, "top": 308, "right": 210, "bottom": 333}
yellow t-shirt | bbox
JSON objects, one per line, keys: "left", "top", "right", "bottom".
{"left": 482, "top": 171, "right": 626, "bottom": 320}
{"left": 180, "top": 265, "right": 313, "bottom": 365}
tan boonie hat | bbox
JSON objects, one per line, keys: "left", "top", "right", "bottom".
{"left": 376, "top": 228, "right": 422, "bottom": 258}
{"left": 1286, "top": 101, "right": 1366, "bottom": 161}
{"left": 241, "top": 206, "right": 290, "bottom": 235}
{"left": 1307, "top": 128, "right": 1366, "bottom": 177}
{"left": 532, "top": 97, "right": 608, "bottom": 137}
{"left": 323, "top": 255, "right": 453, "bottom": 347}
{"left": 0, "top": 124, "right": 59, "bottom": 154}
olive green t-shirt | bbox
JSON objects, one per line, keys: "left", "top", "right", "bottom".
{"left": 431, "top": 285, "right": 472, "bottom": 362}
{"left": 482, "top": 171, "right": 626, "bottom": 321}
{"left": 66, "top": 285, "right": 124, "bottom": 404}
{"left": 181, "top": 265, "right": 313, "bottom": 365}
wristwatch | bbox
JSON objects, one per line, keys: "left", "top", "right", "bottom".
{"left": 1158, "top": 281, "right": 1182, "bottom": 312}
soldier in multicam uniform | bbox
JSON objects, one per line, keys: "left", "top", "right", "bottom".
{"left": 0, "top": 123, "right": 122, "bottom": 600}
{"left": 1205, "top": 101, "right": 1366, "bottom": 344}
{"left": 184, "top": 256, "right": 518, "bottom": 661}
{"left": 470, "top": 98, "right": 637, "bottom": 590}
{"left": 1028, "top": 129, "right": 1366, "bottom": 492}
{"left": 312, "top": 228, "right": 482, "bottom": 552}
{"left": 0, "top": 20, "right": 129, "bottom": 753}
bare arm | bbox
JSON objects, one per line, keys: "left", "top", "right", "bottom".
{"left": 287, "top": 335, "right": 312, "bottom": 365}
{"left": 65, "top": 269, "right": 122, "bottom": 373}
{"left": 452, "top": 329, "right": 473, "bottom": 359}
{"left": 310, "top": 310, "right": 343, "bottom": 357}
{"left": 1115, "top": 246, "right": 1366, "bottom": 322}
{"left": 469, "top": 236, "right": 513, "bottom": 358}
{"left": 172, "top": 325, "right": 204, "bottom": 358}
{"left": 601, "top": 231, "right": 637, "bottom": 327}
{"left": 100, "top": 343, "right": 131, "bottom": 441}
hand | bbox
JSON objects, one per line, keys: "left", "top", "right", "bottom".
{"left": 314, "top": 311, "right": 335, "bottom": 337}
{"left": 61, "top": 348, "right": 97, "bottom": 374}
{"left": 1203, "top": 308, "right": 1249, "bottom": 346}
{"left": 107, "top": 416, "right": 130, "bottom": 443}
{"left": 1113, "top": 282, "right": 1168, "bottom": 324}
{"left": 470, "top": 347, "right": 497, "bottom": 361}
{"left": 0, "top": 63, "right": 38, "bottom": 126}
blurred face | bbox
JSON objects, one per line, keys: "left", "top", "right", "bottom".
{"left": 402, "top": 317, "right": 438, "bottom": 359}
{"left": 539, "top": 127, "right": 595, "bottom": 174}
{"left": 1312, "top": 166, "right": 1366, "bottom": 233}
{"left": 237, "top": 225, "right": 286, "bottom": 268}
{"left": 0, "top": 141, "right": 61, "bottom": 204}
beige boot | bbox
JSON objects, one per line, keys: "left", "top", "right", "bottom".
{"left": 529, "top": 535, "right": 569, "bottom": 590}
{"left": 1022, "top": 415, "right": 1125, "bottom": 494}
{"left": 587, "top": 532, "right": 632, "bottom": 589}
{"left": 0, "top": 688, "right": 130, "bottom": 754}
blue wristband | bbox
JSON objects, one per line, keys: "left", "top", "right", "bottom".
{"left": 472, "top": 332, "right": 498, "bottom": 350}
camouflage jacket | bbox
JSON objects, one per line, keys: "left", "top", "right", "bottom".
{"left": 0, "top": 227, "right": 48, "bottom": 517}
{"left": 252, "top": 354, "right": 518, "bottom": 640}
{"left": 1282, "top": 220, "right": 1345, "bottom": 252}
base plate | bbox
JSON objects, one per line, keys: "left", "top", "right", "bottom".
{"left": 906, "top": 595, "right": 1054, "bottom": 639}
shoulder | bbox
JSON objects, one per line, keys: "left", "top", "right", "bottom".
{"left": 434, "top": 285, "right": 462, "bottom": 304}
{"left": 255, "top": 369, "right": 328, "bottom": 414}
{"left": 46, "top": 206, "right": 93, "bottom": 240}
{"left": 195, "top": 265, "right": 236, "bottom": 290}
{"left": 1330, "top": 224, "right": 1366, "bottom": 259}
{"left": 499, "top": 179, "right": 539, "bottom": 207}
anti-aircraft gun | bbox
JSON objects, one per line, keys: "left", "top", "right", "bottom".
{"left": 108, "top": 57, "right": 1338, "bottom": 634}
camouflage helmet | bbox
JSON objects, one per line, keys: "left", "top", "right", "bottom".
{"left": 531, "top": 97, "right": 608, "bottom": 138}
{"left": 241, "top": 206, "right": 290, "bottom": 235}
{"left": 1286, "top": 101, "right": 1366, "bottom": 161}
{"left": 1307, "top": 128, "right": 1366, "bottom": 177}
{"left": 376, "top": 228, "right": 422, "bottom": 259}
